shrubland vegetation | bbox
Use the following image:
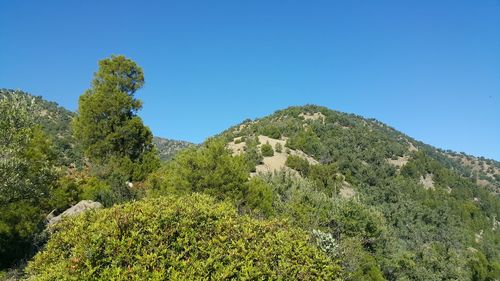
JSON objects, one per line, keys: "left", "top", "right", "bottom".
{"left": 26, "top": 194, "right": 341, "bottom": 280}
{"left": 0, "top": 95, "right": 57, "bottom": 269}
{"left": 0, "top": 56, "right": 499, "bottom": 280}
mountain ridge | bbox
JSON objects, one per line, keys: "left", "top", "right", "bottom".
{"left": 0, "top": 89, "right": 194, "bottom": 164}
{"left": 219, "top": 104, "right": 500, "bottom": 194}
{"left": 2, "top": 88, "right": 499, "bottom": 279}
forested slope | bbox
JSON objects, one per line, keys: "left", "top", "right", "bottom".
{"left": 2, "top": 57, "right": 498, "bottom": 280}
{"left": 209, "top": 105, "right": 500, "bottom": 280}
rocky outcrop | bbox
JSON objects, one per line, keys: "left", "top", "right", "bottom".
{"left": 47, "top": 200, "right": 102, "bottom": 227}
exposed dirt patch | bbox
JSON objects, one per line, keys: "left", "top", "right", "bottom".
{"left": 227, "top": 135, "right": 318, "bottom": 175}
{"left": 445, "top": 153, "right": 500, "bottom": 193}
{"left": 227, "top": 137, "right": 246, "bottom": 156}
{"left": 299, "top": 112, "right": 325, "bottom": 123}
{"left": 420, "top": 173, "right": 435, "bottom": 190}
{"left": 387, "top": 156, "right": 409, "bottom": 168}
{"left": 339, "top": 182, "right": 356, "bottom": 199}
{"left": 407, "top": 141, "right": 418, "bottom": 152}
{"left": 255, "top": 135, "right": 318, "bottom": 174}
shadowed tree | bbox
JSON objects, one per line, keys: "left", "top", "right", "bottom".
{"left": 72, "top": 55, "right": 159, "bottom": 202}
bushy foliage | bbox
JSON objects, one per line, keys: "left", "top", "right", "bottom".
{"left": 147, "top": 139, "right": 249, "bottom": 201}
{"left": 26, "top": 194, "right": 342, "bottom": 280}
{"left": 275, "top": 142, "right": 283, "bottom": 153}
{"left": 243, "top": 136, "right": 263, "bottom": 172}
{"left": 285, "top": 154, "right": 310, "bottom": 175}
{"left": 0, "top": 95, "right": 57, "bottom": 268}
{"left": 256, "top": 172, "right": 389, "bottom": 279}
{"left": 312, "top": 229, "right": 339, "bottom": 257}
{"left": 2, "top": 85, "right": 499, "bottom": 280}
{"left": 286, "top": 129, "right": 324, "bottom": 157}
{"left": 239, "top": 177, "right": 275, "bottom": 217}
{"left": 308, "top": 163, "right": 344, "bottom": 196}
{"left": 260, "top": 142, "right": 274, "bottom": 157}
{"left": 0, "top": 89, "right": 83, "bottom": 167}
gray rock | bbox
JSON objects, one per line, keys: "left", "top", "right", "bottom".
{"left": 47, "top": 200, "right": 102, "bottom": 227}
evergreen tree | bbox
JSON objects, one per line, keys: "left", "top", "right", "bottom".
{"left": 72, "top": 55, "right": 159, "bottom": 202}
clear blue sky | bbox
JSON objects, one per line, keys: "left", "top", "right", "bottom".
{"left": 1, "top": 0, "right": 499, "bottom": 160}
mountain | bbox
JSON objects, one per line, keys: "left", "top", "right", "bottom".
{"left": 219, "top": 105, "right": 500, "bottom": 194}
{"left": 3, "top": 90, "right": 499, "bottom": 279}
{"left": 205, "top": 105, "right": 500, "bottom": 279}
{"left": 152, "top": 137, "right": 194, "bottom": 161}
{"left": 0, "top": 89, "right": 192, "bottom": 164}
{"left": 0, "top": 88, "right": 81, "bottom": 166}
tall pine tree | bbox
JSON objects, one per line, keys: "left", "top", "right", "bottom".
{"left": 72, "top": 55, "right": 159, "bottom": 187}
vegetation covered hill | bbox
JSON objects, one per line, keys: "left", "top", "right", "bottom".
{"left": 0, "top": 89, "right": 81, "bottom": 167}
{"left": 0, "top": 89, "right": 193, "bottom": 165}
{"left": 1, "top": 56, "right": 499, "bottom": 280}
{"left": 210, "top": 105, "right": 500, "bottom": 280}
{"left": 220, "top": 105, "right": 500, "bottom": 193}
{"left": 152, "top": 137, "right": 194, "bottom": 161}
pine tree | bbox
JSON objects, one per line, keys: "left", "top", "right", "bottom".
{"left": 72, "top": 55, "right": 159, "bottom": 184}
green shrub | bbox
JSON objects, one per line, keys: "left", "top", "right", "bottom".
{"left": 261, "top": 142, "right": 274, "bottom": 157}
{"left": 285, "top": 155, "right": 310, "bottom": 176}
{"left": 259, "top": 125, "right": 281, "bottom": 139}
{"left": 79, "top": 177, "right": 115, "bottom": 207}
{"left": 308, "top": 164, "right": 343, "bottom": 196}
{"left": 26, "top": 194, "right": 341, "bottom": 280}
{"left": 339, "top": 237, "right": 385, "bottom": 281}
{"left": 240, "top": 177, "right": 275, "bottom": 217}
{"left": 49, "top": 176, "right": 82, "bottom": 212}
{"left": 0, "top": 95, "right": 58, "bottom": 268}
{"left": 147, "top": 139, "right": 249, "bottom": 201}
{"left": 242, "top": 136, "right": 263, "bottom": 172}
{"left": 275, "top": 142, "right": 283, "bottom": 153}
{"left": 0, "top": 201, "right": 45, "bottom": 269}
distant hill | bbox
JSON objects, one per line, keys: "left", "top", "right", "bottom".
{"left": 219, "top": 105, "right": 500, "bottom": 194}
{"left": 152, "top": 137, "right": 194, "bottom": 161}
{"left": 0, "top": 89, "right": 191, "bottom": 164}
{"left": 211, "top": 105, "right": 500, "bottom": 279}
{"left": 0, "top": 88, "right": 81, "bottom": 166}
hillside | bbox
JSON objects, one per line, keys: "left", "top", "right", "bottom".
{"left": 0, "top": 89, "right": 81, "bottom": 166}
{"left": 0, "top": 89, "right": 192, "bottom": 164}
{"left": 220, "top": 105, "right": 500, "bottom": 194}
{"left": 2, "top": 87, "right": 499, "bottom": 279}
{"left": 152, "top": 137, "right": 194, "bottom": 161}
{"left": 203, "top": 105, "right": 500, "bottom": 279}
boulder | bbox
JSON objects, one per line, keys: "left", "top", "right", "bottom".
{"left": 47, "top": 200, "right": 102, "bottom": 227}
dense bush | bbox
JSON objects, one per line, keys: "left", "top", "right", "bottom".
{"left": 0, "top": 95, "right": 58, "bottom": 268}
{"left": 243, "top": 136, "right": 263, "bottom": 172}
{"left": 26, "top": 194, "right": 342, "bottom": 280}
{"left": 258, "top": 172, "right": 390, "bottom": 280}
{"left": 146, "top": 139, "right": 249, "bottom": 201}
{"left": 285, "top": 155, "right": 310, "bottom": 176}
{"left": 308, "top": 163, "right": 343, "bottom": 196}
{"left": 239, "top": 177, "right": 275, "bottom": 217}
{"left": 260, "top": 142, "right": 274, "bottom": 157}
{"left": 275, "top": 142, "right": 283, "bottom": 153}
